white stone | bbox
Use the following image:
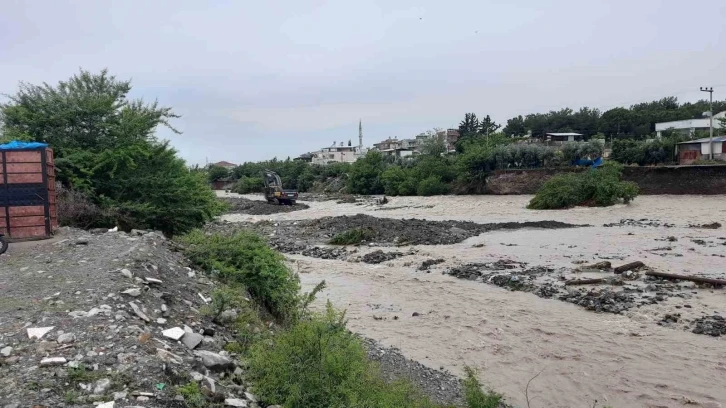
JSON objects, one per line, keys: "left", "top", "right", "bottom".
{"left": 145, "top": 277, "right": 162, "bottom": 284}
{"left": 87, "top": 308, "right": 102, "bottom": 317}
{"left": 129, "top": 302, "right": 150, "bottom": 322}
{"left": 183, "top": 325, "right": 194, "bottom": 333}
{"left": 190, "top": 371, "right": 204, "bottom": 381}
{"left": 27, "top": 327, "right": 54, "bottom": 339}
{"left": 162, "top": 327, "right": 185, "bottom": 341}
{"left": 194, "top": 350, "right": 234, "bottom": 372}
{"left": 244, "top": 392, "right": 257, "bottom": 402}
{"left": 121, "top": 288, "right": 142, "bottom": 297}
{"left": 69, "top": 310, "right": 88, "bottom": 318}
{"left": 136, "top": 396, "right": 149, "bottom": 402}
{"left": 224, "top": 398, "right": 248, "bottom": 407}
{"left": 57, "top": 333, "right": 76, "bottom": 344}
{"left": 156, "top": 318, "right": 167, "bottom": 324}
{"left": 40, "top": 357, "right": 67, "bottom": 366}
{"left": 120, "top": 269, "right": 133, "bottom": 279}
{"left": 94, "top": 378, "right": 112, "bottom": 394}
{"left": 113, "top": 391, "right": 127, "bottom": 400}
{"left": 0, "top": 346, "right": 12, "bottom": 357}
{"left": 96, "top": 402, "right": 114, "bottom": 408}
{"left": 181, "top": 333, "right": 203, "bottom": 350}
{"left": 156, "top": 348, "right": 183, "bottom": 364}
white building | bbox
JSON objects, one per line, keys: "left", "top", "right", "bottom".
{"left": 310, "top": 120, "right": 368, "bottom": 165}
{"left": 655, "top": 111, "right": 726, "bottom": 137}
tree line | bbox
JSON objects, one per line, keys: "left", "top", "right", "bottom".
{"left": 460, "top": 96, "right": 726, "bottom": 140}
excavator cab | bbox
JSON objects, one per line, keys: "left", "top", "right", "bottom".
{"left": 263, "top": 170, "right": 298, "bottom": 205}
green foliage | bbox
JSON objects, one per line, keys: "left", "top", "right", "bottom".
{"left": 611, "top": 138, "right": 679, "bottom": 165}
{"left": 503, "top": 115, "right": 526, "bottom": 137}
{"left": 329, "top": 227, "right": 376, "bottom": 245}
{"left": 207, "top": 165, "right": 230, "bottom": 182}
{"left": 560, "top": 140, "right": 605, "bottom": 163}
{"left": 232, "top": 176, "right": 264, "bottom": 194}
{"left": 0, "top": 69, "right": 220, "bottom": 236}
{"left": 179, "top": 230, "right": 301, "bottom": 321}
{"left": 417, "top": 176, "right": 450, "bottom": 196}
{"left": 348, "top": 151, "right": 385, "bottom": 194}
{"left": 527, "top": 163, "right": 639, "bottom": 209}
{"left": 177, "top": 381, "right": 206, "bottom": 408}
{"left": 248, "top": 304, "right": 445, "bottom": 408}
{"left": 380, "top": 166, "right": 409, "bottom": 195}
{"left": 462, "top": 367, "right": 502, "bottom": 408}
{"left": 459, "top": 113, "right": 480, "bottom": 135}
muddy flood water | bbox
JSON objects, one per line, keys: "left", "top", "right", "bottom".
{"left": 220, "top": 193, "right": 726, "bottom": 408}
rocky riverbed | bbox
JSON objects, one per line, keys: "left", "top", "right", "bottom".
{"left": 218, "top": 191, "right": 726, "bottom": 408}
{"left": 0, "top": 228, "right": 468, "bottom": 407}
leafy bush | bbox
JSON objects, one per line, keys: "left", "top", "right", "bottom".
{"left": 380, "top": 166, "right": 408, "bottom": 196}
{"left": 232, "top": 176, "right": 264, "bottom": 194}
{"left": 179, "top": 230, "right": 301, "bottom": 321}
{"left": 329, "top": 227, "right": 376, "bottom": 245}
{"left": 0, "top": 69, "right": 221, "bottom": 236}
{"left": 528, "top": 163, "right": 639, "bottom": 209}
{"left": 462, "top": 367, "right": 502, "bottom": 408}
{"left": 177, "top": 381, "right": 206, "bottom": 408}
{"left": 248, "top": 304, "right": 445, "bottom": 408}
{"left": 611, "top": 138, "right": 676, "bottom": 165}
{"left": 417, "top": 176, "right": 450, "bottom": 196}
{"left": 207, "top": 165, "right": 230, "bottom": 182}
{"left": 560, "top": 140, "right": 605, "bottom": 163}
{"left": 348, "top": 151, "right": 386, "bottom": 194}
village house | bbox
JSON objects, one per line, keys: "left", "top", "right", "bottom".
{"left": 676, "top": 136, "right": 726, "bottom": 164}
{"left": 655, "top": 111, "right": 726, "bottom": 138}
{"left": 212, "top": 160, "right": 237, "bottom": 169}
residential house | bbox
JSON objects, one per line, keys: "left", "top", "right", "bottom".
{"left": 676, "top": 136, "right": 726, "bottom": 164}
{"left": 546, "top": 133, "right": 583, "bottom": 144}
{"left": 212, "top": 160, "right": 237, "bottom": 169}
{"left": 311, "top": 141, "right": 365, "bottom": 165}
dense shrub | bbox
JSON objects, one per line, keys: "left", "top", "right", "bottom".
{"left": 528, "top": 163, "right": 639, "bottom": 209}
{"left": 248, "top": 305, "right": 448, "bottom": 408}
{"left": 560, "top": 140, "right": 605, "bottom": 163}
{"left": 348, "top": 151, "right": 385, "bottom": 194}
{"left": 56, "top": 182, "right": 114, "bottom": 229}
{"left": 207, "top": 165, "right": 230, "bottom": 182}
{"left": 611, "top": 138, "right": 677, "bottom": 165}
{"left": 417, "top": 176, "right": 451, "bottom": 196}
{"left": 329, "top": 227, "right": 376, "bottom": 245}
{"left": 179, "top": 230, "right": 301, "bottom": 321}
{"left": 232, "top": 176, "right": 264, "bottom": 194}
{"left": 0, "top": 69, "right": 221, "bottom": 236}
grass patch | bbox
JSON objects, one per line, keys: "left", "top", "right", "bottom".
{"left": 329, "top": 227, "right": 376, "bottom": 245}
{"left": 177, "top": 381, "right": 207, "bottom": 408}
{"left": 179, "top": 230, "right": 302, "bottom": 322}
{"left": 248, "top": 303, "right": 451, "bottom": 408}
{"left": 462, "top": 367, "right": 502, "bottom": 408}
{"left": 528, "top": 162, "right": 639, "bottom": 209}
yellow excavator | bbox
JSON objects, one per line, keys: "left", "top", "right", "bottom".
{"left": 262, "top": 170, "right": 298, "bottom": 205}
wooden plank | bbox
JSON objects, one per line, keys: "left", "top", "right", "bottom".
{"left": 9, "top": 206, "right": 45, "bottom": 216}
{"left": 6, "top": 173, "right": 43, "bottom": 183}
{"left": 4, "top": 163, "right": 43, "bottom": 173}
{"left": 9, "top": 225, "right": 49, "bottom": 239}
{"left": 9, "top": 216, "right": 46, "bottom": 227}
{"left": 4, "top": 151, "right": 42, "bottom": 163}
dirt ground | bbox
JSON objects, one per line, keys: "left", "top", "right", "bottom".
{"left": 220, "top": 192, "right": 726, "bottom": 408}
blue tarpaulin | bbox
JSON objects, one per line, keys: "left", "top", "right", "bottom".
{"left": 0, "top": 141, "right": 48, "bottom": 150}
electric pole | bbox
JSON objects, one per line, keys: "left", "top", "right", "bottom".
{"left": 700, "top": 87, "right": 714, "bottom": 160}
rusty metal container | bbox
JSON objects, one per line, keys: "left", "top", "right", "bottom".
{"left": 0, "top": 146, "right": 57, "bottom": 240}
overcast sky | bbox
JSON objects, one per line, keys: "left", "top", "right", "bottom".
{"left": 1, "top": 0, "right": 724, "bottom": 164}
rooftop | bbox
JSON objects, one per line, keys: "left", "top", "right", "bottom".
{"left": 546, "top": 132, "right": 582, "bottom": 136}
{"left": 677, "top": 136, "right": 726, "bottom": 144}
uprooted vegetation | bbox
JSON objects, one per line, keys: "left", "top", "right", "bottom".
{"left": 527, "top": 162, "right": 639, "bottom": 210}
{"left": 221, "top": 196, "right": 310, "bottom": 215}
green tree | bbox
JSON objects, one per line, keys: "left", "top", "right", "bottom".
{"left": 503, "top": 115, "right": 526, "bottom": 137}
{"left": 0, "top": 69, "right": 220, "bottom": 235}
{"left": 478, "top": 115, "right": 500, "bottom": 135}
{"left": 599, "top": 107, "right": 634, "bottom": 138}
{"left": 207, "top": 165, "right": 230, "bottom": 182}
{"left": 348, "top": 151, "right": 385, "bottom": 194}
{"left": 458, "top": 113, "right": 479, "bottom": 135}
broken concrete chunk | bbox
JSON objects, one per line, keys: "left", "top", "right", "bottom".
{"left": 156, "top": 348, "right": 183, "bottom": 364}
{"left": 0, "top": 346, "right": 12, "bottom": 357}
{"left": 162, "top": 327, "right": 185, "bottom": 341}
{"left": 57, "top": 333, "right": 76, "bottom": 344}
{"left": 129, "top": 302, "right": 150, "bottom": 322}
{"left": 244, "top": 392, "right": 257, "bottom": 402}
{"left": 120, "top": 268, "right": 133, "bottom": 279}
{"left": 96, "top": 402, "right": 114, "bottom": 408}
{"left": 224, "top": 398, "right": 248, "bottom": 407}
{"left": 145, "top": 277, "right": 162, "bottom": 284}
{"left": 181, "top": 333, "right": 203, "bottom": 350}
{"left": 40, "top": 357, "right": 67, "bottom": 366}
{"left": 27, "top": 326, "right": 54, "bottom": 340}
{"left": 94, "top": 378, "right": 112, "bottom": 394}
{"left": 122, "top": 288, "right": 142, "bottom": 297}
{"left": 156, "top": 318, "right": 167, "bottom": 324}
{"left": 190, "top": 371, "right": 205, "bottom": 381}
{"left": 69, "top": 310, "right": 88, "bottom": 318}
{"left": 194, "top": 350, "right": 234, "bottom": 372}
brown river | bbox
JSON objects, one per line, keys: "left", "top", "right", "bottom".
{"left": 222, "top": 194, "right": 726, "bottom": 408}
